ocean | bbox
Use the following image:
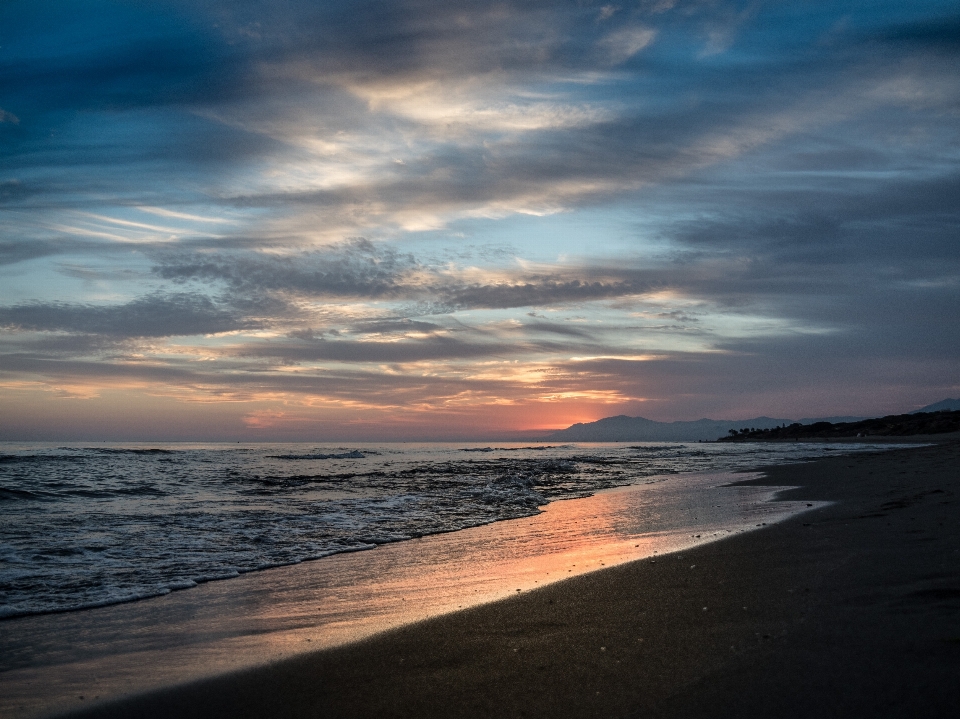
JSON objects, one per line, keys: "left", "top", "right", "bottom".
{"left": 0, "top": 440, "right": 889, "bottom": 621}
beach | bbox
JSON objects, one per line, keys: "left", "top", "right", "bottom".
{"left": 1, "top": 463, "right": 816, "bottom": 719}
{"left": 45, "top": 439, "right": 960, "bottom": 719}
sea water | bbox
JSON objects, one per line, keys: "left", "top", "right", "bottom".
{"left": 0, "top": 440, "right": 885, "bottom": 619}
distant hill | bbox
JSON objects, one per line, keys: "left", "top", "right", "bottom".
{"left": 545, "top": 401, "right": 959, "bottom": 442}
{"left": 719, "top": 410, "right": 960, "bottom": 441}
{"left": 547, "top": 415, "right": 795, "bottom": 442}
{"left": 912, "top": 398, "right": 960, "bottom": 413}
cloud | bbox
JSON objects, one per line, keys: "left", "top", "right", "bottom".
{"left": 599, "top": 26, "right": 656, "bottom": 64}
{"left": 5, "top": 0, "right": 956, "bottom": 243}
{"left": 2, "top": 1, "right": 959, "bottom": 433}
{"left": 350, "top": 318, "right": 444, "bottom": 334}
{"left": 598, "top": 5, "right": 619, "bottom": 22}
{"left": 513, "top": 320, "right": 596, "bottom": 339}
{"left": 0, "top": 293, "right": 255, "bottom": 338}
{"left": 153, "top": 238, "right": 659, "bottom": 311}
{"left": 438, "top": 275, "right": 651, "bottom": 310}
{"left": 0, "top": 239, "right": 73, "bottom": 266}
{"left": 0, "top": 180, "right": 34, "bottom": 206}
{"left": 234, "top": 336, "right": 521, "bottom": 364}
{"left": 0, "top": 333, "right": 129, "bottom": 357}
{"left": 154, "top": 238, "right": 420, "bottom": 298}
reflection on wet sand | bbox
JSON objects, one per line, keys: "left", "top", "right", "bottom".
{"left": 0, "top": 472, "right": 820, "bottom": 719}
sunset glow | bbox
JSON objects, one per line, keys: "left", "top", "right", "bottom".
{"left": 1, "top": 1, "right": 958, "bottom": 440}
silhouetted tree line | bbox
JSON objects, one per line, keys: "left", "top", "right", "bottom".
{"left": 718, "top": 411, "right": 960, "bottom": 441}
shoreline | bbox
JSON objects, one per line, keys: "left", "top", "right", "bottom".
{"left": 59, "top": 439, "right": 960, "bottom": 719}
{"left": 1, "top": 469, "right": 816, "bottom": 719}
{"left": 0, "top": 440, "right": 876, "bottom": 624}
{"left": 0, "top": 440, "right": 861, "bottom": 623}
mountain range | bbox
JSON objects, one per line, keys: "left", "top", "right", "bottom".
{"left": 909, "top": 398, "right": 960, "bottom": 413}
{"left": 545, "top": 399, "right": 959, "bottom": 442}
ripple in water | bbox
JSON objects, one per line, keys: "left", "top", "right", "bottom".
{"left": 0, "top": 440, "right": 890, "bottom": 618}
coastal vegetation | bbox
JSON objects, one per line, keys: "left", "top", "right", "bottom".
{"left": 719, "top": 410, "right": 960, "bottom": 441}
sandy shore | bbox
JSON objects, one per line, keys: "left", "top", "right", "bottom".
{"left": 2, "top": 470, "right": 811, "bottom": 719}
{"left": 61, "top": 440, "right": 960, "bottom": 718}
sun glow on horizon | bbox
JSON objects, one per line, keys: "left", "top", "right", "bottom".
{"left": 1, "top": 1, "right": 957, "bottom": 440}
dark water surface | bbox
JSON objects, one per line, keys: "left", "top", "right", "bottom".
{"left": 0, "top": 440, "right": 891, "bottom": 618}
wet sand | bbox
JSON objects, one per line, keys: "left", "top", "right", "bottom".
{"left": 0, "top": 471, "right": 815, "bottom": 719}
{"left": 58, "top": 441, "right": 960, "bottom": 717}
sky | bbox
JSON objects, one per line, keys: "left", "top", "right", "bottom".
{"left": 1, "top": 0, "right": 958, "bottom": 441}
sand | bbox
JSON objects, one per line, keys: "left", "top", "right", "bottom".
{"left": 56, "top": 440, "right": 960, "bottom": 718}
{"left": 1, "top": 471, "right": 813, "bottom": 719}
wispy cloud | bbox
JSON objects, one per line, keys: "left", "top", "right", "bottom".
{"left": 599, "top": 25, "right": 656, "bottom": 64}
{"left": 1, "top": 0, "right": 958, "bottom": 436}
{"left": 0, "top": 293, "right": 256, "bottom": 338}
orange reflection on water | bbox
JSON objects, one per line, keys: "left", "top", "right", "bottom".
{"left": 243, "top": 472, "right": 809, "bottom": 652}
{"left": 0, "top": 473, "right": 820, "bottom": 719}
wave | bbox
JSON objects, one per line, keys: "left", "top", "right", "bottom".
{"left": 0, "top": 440, "right": 876, "bottom": 621}
{"left": 267, "top": 451, "right": 366, "bottom": 460}
{"left": 0, "top": 454, "right": 88, "bottom": 464}
{"left": 0, "top": 486, "right": 45, "bottom": 501}
{"left": 0, "top": 541, "right": 382, "bottom": 621}
{"left": 459, "top": 445, "right": 569, "bottom": 452}
{"left": 84, "top": 448, "right": 177, "bottom": 455}
{"left": 0, "top": 448, "right": 176, "bottom": 465}
{"left": 0, "top": 484, "right": 167, "bottom": 501}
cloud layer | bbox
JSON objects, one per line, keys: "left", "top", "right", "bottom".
{"left": 1, "top": 1, "right": 958, "bottom": 439}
